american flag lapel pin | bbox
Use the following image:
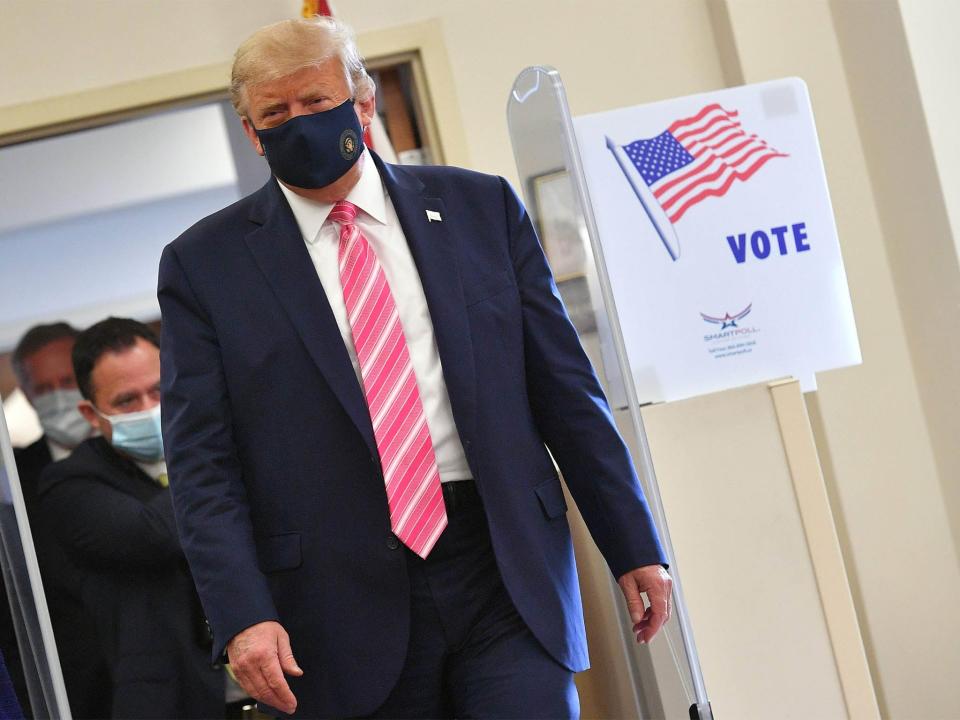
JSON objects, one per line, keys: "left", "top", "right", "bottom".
{"left": 426, "top": 209, "right": 442, "bottom": 223}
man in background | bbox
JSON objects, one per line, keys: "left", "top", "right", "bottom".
{"left": 11, "top": 323, "right": 90, "bottom": 511}
{"left": 38, "top": 318, "right": 223, "bottom": 719}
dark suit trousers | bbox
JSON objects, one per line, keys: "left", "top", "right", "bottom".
{"left": 366, "top": 482, "right": 579, "bottom": 720}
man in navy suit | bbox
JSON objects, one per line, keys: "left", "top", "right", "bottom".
{"left": 159, "top": 16, "right": 672, "bottom": 719}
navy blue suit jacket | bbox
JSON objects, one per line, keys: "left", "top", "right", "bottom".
{"left": 158, "top": 154, "right": 666, "bottom": 717}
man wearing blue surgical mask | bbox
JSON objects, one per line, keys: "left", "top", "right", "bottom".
{"left": 72, "top": 322, "right": 165, "bottom": 469}
{"left": 38, "top": 318, "right": 224, "bottom": 719}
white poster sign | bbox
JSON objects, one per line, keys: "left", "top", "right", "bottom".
{"left": 574, "top": 77, "right": 861, "bottom": 403}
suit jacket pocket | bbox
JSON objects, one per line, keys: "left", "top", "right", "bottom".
{"left": 464, "top": 268, "right": 514, "bottom": 306}
{"left": 534, "top": 476, "right": 568, "bottom": 520}
{"left": 258, "top": 532, "right": 302, "bottom": 573}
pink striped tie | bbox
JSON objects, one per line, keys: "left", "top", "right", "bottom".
{"left": 330, "top": 200, "right": 447, "bottom": 558}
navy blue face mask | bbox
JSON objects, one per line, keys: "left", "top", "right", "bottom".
{"left": 254, "top": 98, "right": 365, "bottom": 189}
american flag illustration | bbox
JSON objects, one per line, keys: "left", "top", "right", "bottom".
{"left": 617, "top": 104, "right": 788, "bottom": 224}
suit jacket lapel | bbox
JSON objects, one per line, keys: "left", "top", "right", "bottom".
{"left": 243, "top": 181, "right": 377, "bottom": 457}
{"left": 375, "top": 157, "right": 478, "bottom": 451}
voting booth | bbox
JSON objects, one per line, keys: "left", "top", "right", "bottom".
{"left": 507, "top": 67, "right": 879, "bottom": 719}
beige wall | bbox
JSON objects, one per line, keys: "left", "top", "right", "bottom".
{"left": 890, "top": 0, "right": 960, "bottom": 563}
{"left": 0, "top": 0, "right": 300, "bottom": 105}
{"left": 830, "top": 0, "right": 960, "bottom": 572}
{"left": 0, "top": 0, "right": 727, "bottom": 188}
{"left": 641, "top": 380, "right": 874, "bottom": 719}
{"left": 715, "top": 3, "right": 960, "bottom": 717}
{"left": 341, "top": 0, "right": 727, "bottom": 185}
{"left": 3, "top": 1, "right": 959, "bottom": 717}
{"left": 899, "top": 0, "right": 960, "bottom": 259}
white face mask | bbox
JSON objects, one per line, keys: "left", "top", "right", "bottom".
{"left": 32, "top": 388, "right": 91, "bottom": 449}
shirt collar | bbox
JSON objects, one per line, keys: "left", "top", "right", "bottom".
{"left": 136, "top": 459, "right": 167, "bottom": 482}
{"left": 277, "top": 149, "right": 388, "bottom": 245}
{"left": 46, "top": 438, "right": 72, "bottom": 462}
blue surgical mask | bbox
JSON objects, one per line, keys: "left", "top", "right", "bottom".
{"left": 254, "top": 98, "right": 365, "bottom": 189}
{"left": 32, "top": 389, "right": 91, "bottom": 449}
{"left": 97, "top": 404, "right": 164, "bottom": 462}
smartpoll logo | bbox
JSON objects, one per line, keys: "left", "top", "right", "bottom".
{"left": 700, "top": 304, "right": 752, "bottom": 329}
{"left": 607, "top": 104, "right": 788, "bottom": 261}
{"left": 700, "top": 303, "right": 760, "bottom": 359}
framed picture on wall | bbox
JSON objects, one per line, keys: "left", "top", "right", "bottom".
{"left": 532, "top": 170, "right": 588, "bottom": 281}
{"left": 532, "top": 170, "right": 597, "bottom": 333}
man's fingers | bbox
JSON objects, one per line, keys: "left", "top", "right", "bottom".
{"left": 277, "top": 629, "right": 304, "bottom": 677}
{"left": 617, "top": 575, "right": 647, "bottom": 626}
{"left": 618, "top": 566, "right": 675, "bottom": 644}
{"left": 258, "top": 660, "right": 298, "bottom": 713}
{"left": 225, "top": 622, "right": 301, "bottom": 713}
{"left": 234, "top": 659, "right": 296, "bottom": 714}
{"left": 645, "top": 583, "right": 667, "bottom": 618}
{"left": 633, "top": 605, "right": 654, "bottom": 631}
{"left": 637, "top": 577, "right": 674, "bottom": 641}
{"left": 250, "top": 684, "right": 292, "bottom": 715}
{"left": 640, "top": 600, "right": 669, "bottom": 642}
{"left": 231, "top": 666, "right": 252, "bottom": 697}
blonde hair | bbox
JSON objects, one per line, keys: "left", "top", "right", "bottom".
{"left": 230, "top": 16, "right": 375, "bottom": 116}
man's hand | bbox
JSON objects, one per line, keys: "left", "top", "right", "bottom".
{"left": 617, "top": 565, "right": 673, "bottom": 644}
{"left": 227, "top": 620, "right": 303, "bottom": 715}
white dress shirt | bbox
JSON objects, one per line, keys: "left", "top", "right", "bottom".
{"left": 47, "top": 438, "right": 72, "bottom": 462}
{"left": 277, "top": 152, "right": 472, "bottom": 483}
{"left": 136, "top": 459, "right": 168, "bottom": 485}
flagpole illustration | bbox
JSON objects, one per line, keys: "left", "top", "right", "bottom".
{"left": 606, "top": 135, "right": 682, "bottom": 261}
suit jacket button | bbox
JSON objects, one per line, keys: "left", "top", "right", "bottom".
{"left": 387, "top": 535, "right": 400, "bottom": 550}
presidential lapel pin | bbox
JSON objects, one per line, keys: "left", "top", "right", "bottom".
{"left": 426, "top": 209, "right": 442, "bottom": 223}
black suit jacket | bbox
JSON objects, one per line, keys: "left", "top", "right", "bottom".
{"left": 13, "top": 438, "right": 50, "bottom": 523}
{"left": 38, "top": 438, "right": 222, "bottom": 719}
{"left": 6, "top": 438, "right": 109, "bottom": 719}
